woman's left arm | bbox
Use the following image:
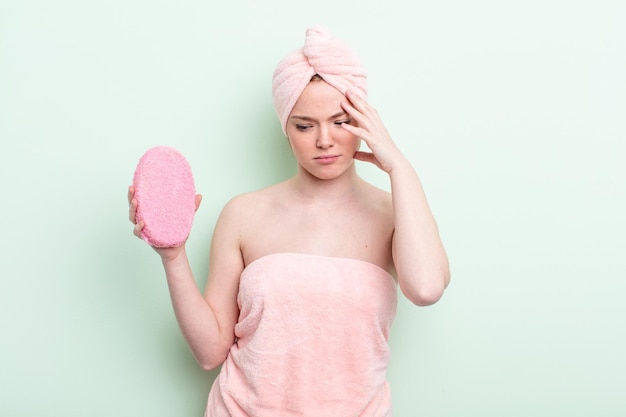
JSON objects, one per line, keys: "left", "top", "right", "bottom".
{"left": 341, "top": 90, "right": 450, "bottom": 306}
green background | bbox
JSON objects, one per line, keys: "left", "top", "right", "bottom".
{"left": 1, "top": 0, "right": 624, "bottom": 415}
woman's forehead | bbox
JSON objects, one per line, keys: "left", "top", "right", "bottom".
{"left": 291, "top": 81, "right": 345, "bottom": 115}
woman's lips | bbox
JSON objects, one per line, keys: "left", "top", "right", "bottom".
{"left": 314, "top": 155, "right": 340, "bottom": 164}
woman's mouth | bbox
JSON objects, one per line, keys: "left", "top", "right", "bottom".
{"left": 314, "top": 155, "right": 340, "bottom": 164}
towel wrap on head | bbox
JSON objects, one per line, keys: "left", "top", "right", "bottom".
{"left": 272, "top": 26, "right": 368, "bottom": 135}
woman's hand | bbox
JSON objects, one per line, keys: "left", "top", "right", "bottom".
{"left": 340, "top": 90, "right": 407, "bottom": 173}
{"left": 127, "top": 185, "right": 202, "bottom": 261}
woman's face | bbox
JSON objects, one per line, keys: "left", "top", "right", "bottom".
{"left": 286, "top": 80, "right": 361, "bottom": 181}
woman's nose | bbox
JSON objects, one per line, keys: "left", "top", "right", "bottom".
{"left": 316, "top": 126, "right": 334, "bottom": 149}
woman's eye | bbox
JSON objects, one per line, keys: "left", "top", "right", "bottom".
{"left": 296, "top": 125, "right": 312, "bottom": 131}
{"left": 335, "top": 118, "right": 352, "bottom": 126}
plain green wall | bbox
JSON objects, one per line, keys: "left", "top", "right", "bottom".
{"left": 1, "top": 0, "right": 625, "bottom": 415}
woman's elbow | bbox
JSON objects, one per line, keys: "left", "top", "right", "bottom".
{"left": 194, "top": 345, "right": 231, "bottom": 371}
{"left": 402, "top": 285, "right": 444, "bottom": 306}
{"left": 400, "top": 272, "right": 450, "bottom": 307}
{"left": 197, "top": 353, "right": 227, "bottom": 371}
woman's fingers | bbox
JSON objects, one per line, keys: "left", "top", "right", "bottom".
{"left": 353, "top": 151, "right": 382, "bottom": 169}
{"left": 344, "top": 90, "right": 379, "bottom": 123}
{"left": 128, "top": 186, "right": 138, "bottom": 224}
{"left": 129, "top": 187, "right": 200, "bottom": 243}
{"left": 341, "top": 94, "right": 367, "bottom": 128}
{"left": 127, "top": 185, "right": 134, "bottom": 204}
{"left": 343, "top": 90, "right": 403, "bottom": 173}
{"left": 128, "top": 185, "right": 142, "bottom": 238}
{"left": 345, "top": 89, "right": 369, "bottom": 113}
{"left": 133, "top": 219, "right": 143, "bottom": 237}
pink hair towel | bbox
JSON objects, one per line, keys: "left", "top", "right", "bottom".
{"left": 272, "top": 26, "right": 368, "bottom": 135}
{"left": 132, "top": 146, "right": 196, "bottom": 248}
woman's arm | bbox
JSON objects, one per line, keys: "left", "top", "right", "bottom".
{"left": 128, "top": 187, "right": 242, "bottom": 369}
{"left": 388, "top": 160, "right": 450, "bottom": 306}
{"left": 341, "top": 91, "right": 450, "bottom": 306}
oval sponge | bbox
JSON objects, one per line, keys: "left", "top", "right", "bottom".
{"left": 133, "top": 146, "right": 196, "bottom": 248}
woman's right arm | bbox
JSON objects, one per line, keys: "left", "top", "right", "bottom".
{"left": 128, "top": 186, "right": 243, "bottom": 370}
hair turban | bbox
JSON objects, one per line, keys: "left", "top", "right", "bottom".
{"left": 272, "top": 26, "right": 368, "bottom": 135}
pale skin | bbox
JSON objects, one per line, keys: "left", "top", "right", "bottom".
{"left": 128, "top": 79, "right": 450, "bottom": 370}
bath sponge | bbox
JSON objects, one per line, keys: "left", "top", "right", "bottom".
{"left": 132, "top": 146, "right": 196, "bottom": 248}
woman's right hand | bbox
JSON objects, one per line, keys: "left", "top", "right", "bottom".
{"left": 127, "top": 185, "right": 144, "bottom": 239}
{"left": 127, "top": 185, "right": 202, "bottom": 261}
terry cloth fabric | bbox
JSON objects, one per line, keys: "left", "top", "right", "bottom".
{"left": 272, "top": 26, "right": 368, "bottom": 135}
{"left": 205, "top": 253, "right": 397, "bottom": 417}
{"left": 132, "top": 146, "right": 196, "bottom": 248}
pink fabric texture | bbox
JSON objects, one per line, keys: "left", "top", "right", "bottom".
{"left": 272, "top": 26, "right": 368, "bottom": 135}
{"left": 205, "top": 253, "right": 397, "bottom": 417}
{"left": 132, "top": 146, "right": 196, "bottom": 248}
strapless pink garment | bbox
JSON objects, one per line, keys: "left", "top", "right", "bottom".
{"left": 205, "top": 253, "right": 397, "bottom": 417}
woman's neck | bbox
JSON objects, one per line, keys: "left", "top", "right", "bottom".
{"left": 289, "top": 165, "right": 363, "bottom": 205}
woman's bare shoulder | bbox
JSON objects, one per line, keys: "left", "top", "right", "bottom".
{"left": 215, "top": 182, "right": 290, "bottom": 262}
{"left": 360, "top": 180, "right": 393, "bottom": 213}
{"left": 219, "top": 181, "right": 289, "bottom": 218}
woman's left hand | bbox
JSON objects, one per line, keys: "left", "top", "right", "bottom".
{"left": 340, "top": 90, "right": 405, "bottom": 173}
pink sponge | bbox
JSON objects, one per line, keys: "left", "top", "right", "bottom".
{"left": 133, "top": 146, "right": 196, "bottom": 248}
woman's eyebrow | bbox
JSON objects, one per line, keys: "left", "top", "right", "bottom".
{"left": 290, "top": 115, "right": 315, "bottom": 121}
{"left": 330, "top": 111, "right": 348, "bottom": 119}
{"left": 290, "top": 111, "right": 348, "bottom": 122}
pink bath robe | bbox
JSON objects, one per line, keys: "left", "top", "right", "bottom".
{"left": 205, "top": 252, "right": 398, "bottom": 417}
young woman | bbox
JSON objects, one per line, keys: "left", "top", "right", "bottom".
{"left": 128, "top": 26, "right": 450, "bottom": 417}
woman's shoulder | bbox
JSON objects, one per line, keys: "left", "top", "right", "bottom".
{"left": 359, "top": 179, "right": 393, "bottom": 213}
{"left": 220, "top": 181, "right": 289, "bottom": 217}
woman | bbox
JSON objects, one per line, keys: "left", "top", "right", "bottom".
{"left": 129, "top": 26, "right": 450, "bottom": 417}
